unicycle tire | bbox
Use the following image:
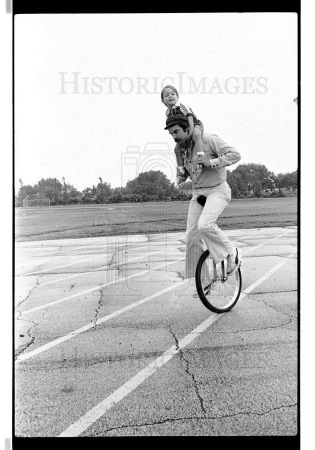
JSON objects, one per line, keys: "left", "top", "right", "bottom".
{"left": 195, "top": 250, "right": 242, "bottom": 313}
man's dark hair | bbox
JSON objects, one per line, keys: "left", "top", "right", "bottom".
{"left": 177, "top": 121, "right": 189, "bottom": 132}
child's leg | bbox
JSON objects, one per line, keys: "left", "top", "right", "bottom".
{"left": 192, "top": 126, "right": 203, "bottom": 159}
{"left": 174, "top": 143, "right": 186, "bottom": 186}
{"left": 174, "top": 143, "right": 184, "bottom": 170}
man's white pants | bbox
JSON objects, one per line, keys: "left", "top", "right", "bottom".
{"left": 184, "top": 181, "right": 236, "bottom": 279}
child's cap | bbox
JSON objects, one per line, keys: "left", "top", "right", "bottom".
{"left": 161, "top": 85, "right": 179, "bottom": 101}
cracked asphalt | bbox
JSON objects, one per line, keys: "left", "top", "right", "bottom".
{"left": 14, "top": 227, "right": 298, "bottom": 437}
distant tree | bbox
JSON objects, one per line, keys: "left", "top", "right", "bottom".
{"left": 109, "top": 187, "right": 132, "bottom": 203}
{"left": 126, "top": 170, "right": 177, "bottom": 200}
{"left": 17, "top": 179, "right": 37, "bottom": 202}
{"left": 16, "top": 163, "right": 297, "bottom": 206}
{"left": 227, "top": 171, "right": 246, "bottom": 197}
{"left": 230, "top": 164, "right": 275, "bottom": 196}
{"left": 274, "top": 170, "right": 297, "bottom": 192}
{"left": 109, "top": 187, "right": 123, "bottom": 203}
{"left": 68, "top": 185, "right": 82, "bottom": 203}
{"left": 157, "top": 187, "right": 166, "bottom": 200}
{"left": 82, "top": 187, "right": 95, "bottom": 203}
{"left": 253, "top": 180, "right": 262, "bottom": 198}
{"left": 96, "top": 177, "right": 112, "bottom": 203}
{"left": 291, "top": 170, "right": 298, "bottom": 190}
{"left": 33, "top": 178, "right": 63, "bottom": 205}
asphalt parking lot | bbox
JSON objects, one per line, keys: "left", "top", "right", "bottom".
{"left": 15, "top": 226, "right": 297, "bottom": 437}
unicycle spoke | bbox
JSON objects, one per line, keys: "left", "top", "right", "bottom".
{"left": 195, "top": 250, "right": 242, "bottom": 313}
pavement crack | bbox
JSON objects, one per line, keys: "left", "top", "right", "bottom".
{"left": 91, "top": 287, "right": 105, "bottom": 328}
{"left": 209, "top": 319, "right": 294, "bottom": 334}
{"left": 168, "top": 271, "right": 184, "bottom": 281}
{"left": 92, "top": 415, "right": 204, "bottom": 435}
{"left": 15, "top": 276, "right": 41, "bottom": 310}
{"left": 15, "top": 275, "right": 42, "bottom": 358}
{"left": 249, "top": 290, "right": 297, "bottom": 295}
{"left": 251, "top": 297, "right": 297, "bottom": 319}
{"left": 168, "top": 325, "right": 207, "bottom": 416}
{"left": 92, "top": 403, "right": 297, "bottom": 435}
{"left": 107, "top": 251, "right": 116, "bottom": 268}
{"left": 15, "top": 317, "right": 38, "bottom": 359}
{"left": 107, "top": 247, "right": 126, "bottom": 279}
{"left": 210, "top": 402, "right": 298, "bottom": 421}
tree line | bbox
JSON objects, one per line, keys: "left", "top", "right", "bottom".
{"left": 227, "top": 164, "right": 297, "bottom": 199}
{"left": 16, "top": 164, "right": 297, "bottom": 206}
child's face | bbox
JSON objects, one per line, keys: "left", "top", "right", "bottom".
{"left": 162, "top": 88, "right": 178, "bottom": 107}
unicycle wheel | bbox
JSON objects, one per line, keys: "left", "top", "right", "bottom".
{"left": 195, "top": 250, "right": 242, "bottom": 313}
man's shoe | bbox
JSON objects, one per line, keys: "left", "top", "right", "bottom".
{"left": 227, "top": 248, "right": 242, "bottom": 275}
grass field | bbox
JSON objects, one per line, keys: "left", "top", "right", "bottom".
{"left": 15, "top": 197, "right": 298, "bottom": 242}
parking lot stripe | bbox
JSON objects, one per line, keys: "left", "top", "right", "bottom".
{"left": 16, "top": 241, "right": 182, "bottom": 275}
{"left": 58, "top": 251, "right": 296, "bottom": 437}
{"left": 243, "top": 230, "right": 291, "bottom": 255}
{"left": 17, "top": 253, "right": 116, "bottom": 277}
{"left": 28, "top": 250, "right": 169, "bottom": 288}
{"left": 16, "top": 278, "right": 186, "bottom": 363}
{"left": 17, "top": 230, "right": 294, "bottom": 359}
{"left": 19, "top": 252, "right": 181, "bottom": 315}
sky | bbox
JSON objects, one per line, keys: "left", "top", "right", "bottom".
{"left": 14, "top": 13, "right": 298, "bottom": 191}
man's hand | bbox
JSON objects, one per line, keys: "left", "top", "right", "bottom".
{"left": 195, "top": 153, "right": 211, "bottom": 168}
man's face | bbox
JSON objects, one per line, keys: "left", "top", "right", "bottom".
{"left": 168, "top": 124, "right": 188, "bottom": 145}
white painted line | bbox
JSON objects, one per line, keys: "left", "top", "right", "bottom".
{"left": 18, "top": 228, "right": 290, "bottom": 320}
{"left": 58, "top": 313, "right": 217, "bottom": 438}
{"left": 241, "top": 254, "right": 296, "bottom": 295}
{"left": 19, "top": 252, "right": 181, "bottom": 315}
{"left": 17, "top": 253, "right": 115, "bottom": 277}
{"left": 35, "top": 251, "right": 166, "bottom": 288}
{"left": 16, "top": 240, "right": 146, "bottom": 260}
{"left": 17, "top": 229, "right": 262, "bottom": 309}
{"left": 16, "top": 229, "right": 295, "bottom": 359}
{"left": 58, "top": 251, "right": 296, "bottom": 437}
{"left": 16, "top": 278, "right": 186, "bottom": 362}
{"left": 15, "top": 241, "right": 181, "bottom": 274}
{"left": 15, "top": 243, "right": 129, "bottom": 266}
{"left": 243, "top": 230, "right": 292, "bottom": 256}
{"left": 16, "top": 227, "right": 264, "bottom": 269}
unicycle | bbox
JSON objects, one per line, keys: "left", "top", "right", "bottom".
{"left": 194, "top": 195, "right": 242, "bottom": 313}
